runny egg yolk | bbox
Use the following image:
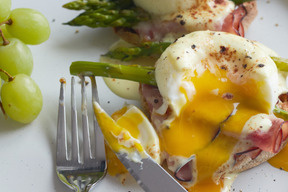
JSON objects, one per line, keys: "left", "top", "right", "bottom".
{"left": 105, "top": 145, "right": 127, "bottom": 176}
{"left": 160, "top": 68, "right": 270, "bottom": 191}
{"left": 105, "top": 106, "right": 133, "bottom": 177}
{"left": 268, "top": 145, "right": 288, "bottom": 172}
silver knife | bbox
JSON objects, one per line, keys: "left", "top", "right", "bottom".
{"left": 117, "top": 152, "right": 187, "bottom": 192}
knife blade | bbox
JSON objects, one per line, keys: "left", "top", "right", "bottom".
{"left": 117, "top": 152, "right": 187, "bottom": 192}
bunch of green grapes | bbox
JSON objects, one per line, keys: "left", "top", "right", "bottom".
{"left": 0, "top": 0, "right": 50, "bottom": 124}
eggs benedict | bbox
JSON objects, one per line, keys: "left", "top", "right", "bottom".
{"left": 64, "top": 0, "right": 257, "bottom": 44}
{"left": 115, "top": 0, "right": 257, "bottom": 44}
{"left": 70, "top": 31, "right": 288, "bottom": 191}
{"left": 139, "top": 31, "right": 288, "bottom": 191}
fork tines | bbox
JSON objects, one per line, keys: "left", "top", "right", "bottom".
{"left": 56, "top": 76, "right": 106, "bottom": 172}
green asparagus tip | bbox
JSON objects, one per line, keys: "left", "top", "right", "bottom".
{"left": 70, "top": 61, "right": 157, "bottom": 86}
{"left": 271, "top": 56, "right": 288, "bottom": 72}
{"left": 273, "top": 106, "right": 288, "bottom": 121}
{"left": 104, "top": 42, "right": 171, "bottom": 61}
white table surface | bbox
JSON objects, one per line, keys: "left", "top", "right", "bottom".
{"left": 1, "top": 0, "right": 288, "bottom": 191}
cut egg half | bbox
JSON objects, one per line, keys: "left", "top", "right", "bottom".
{"left": 93, "top": 102, "right": 160, "bottom": 164}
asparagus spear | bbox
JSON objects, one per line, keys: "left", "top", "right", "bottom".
{"left": 104, "top": 42, "right": 171, "bottom": 61}
{"left": 70, "top": 56, "right": 288, "bottom": 86}
{"left": 70, "top": 61, "right": 157, "bottom": 85}
{"left": 271, "top": 56, "right": 288, "bottom": 71}
{"left": 70, "top": 56, "right": 288, "bottom": 117}
{"left": 273, "top": 106, "right": 288, "bottom": 121}
{"left": 103, "top": 42, "right": 288, "bottom": 69}
{"left": 63, "top": 0, "right": 149, "bottom": 28}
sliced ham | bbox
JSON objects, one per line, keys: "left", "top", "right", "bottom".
{"left": 140, "top": 84, "right": 172, "bottom": 130}
{"left": 221, "top": 5, "right": 247, "bottom": 37}
{"left": 247, "top": 117, "right": 288, "bottom": 153}
{"left": 175, "top": 159, "right": 194, "bottom": 182}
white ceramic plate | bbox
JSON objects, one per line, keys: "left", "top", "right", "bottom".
{"left": 0, "top": 1, "right": 288, "bottom": 191}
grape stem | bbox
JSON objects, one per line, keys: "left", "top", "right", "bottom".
{"left": 0, "top": 101, "right": 6, "bottom": 117}
{"left": 0, "top": 69, "right": 14, "bottom": 82}
{"left": 0, "top": 19, "right": 12, "bottom": 26}
{"left": 0, "top": 29, "right": 9, "bottom": 46}
{"left": 0, "top": 19, "right": 12, "bottom": 46}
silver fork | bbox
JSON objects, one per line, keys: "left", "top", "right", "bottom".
{"left": 56, "top": 76, "right": 107, "bottom": 192}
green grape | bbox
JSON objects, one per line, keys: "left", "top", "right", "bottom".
{"left": 6, "top": 8, "right": 50, "bottom": 45}
{"left": 1, "top": 73, "right": 43, "bottom": 124}
{"left": 0, "top": 0, "right": 11, "bottom": 23}
{"left": 0, "top": 37, "right": 33, "bottom": 80}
